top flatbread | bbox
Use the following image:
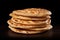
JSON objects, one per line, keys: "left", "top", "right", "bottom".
{"left": 12, "top": 8, "right": 52, "bottom": 17}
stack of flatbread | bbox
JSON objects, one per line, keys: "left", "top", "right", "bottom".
{"left": 7, "top": 8, "right": 53, "bottom": 34}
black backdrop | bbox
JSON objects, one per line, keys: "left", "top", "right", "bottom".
{"left": 0, "top": 0, "right": 60, "bottom": 26}
{"left": 0, "top": 0, "right": 60, "bottom": 39}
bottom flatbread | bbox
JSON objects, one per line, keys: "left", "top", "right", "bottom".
{"left": 9, "top": 25, "right": 52, "bottom": 31}
{"left": 8, "top": 26, "right": 45, "bottom": 34}
{"left": 8, "top": 25, "right": 52, "bottom": 34}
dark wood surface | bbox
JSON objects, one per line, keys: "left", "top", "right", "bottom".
{"left": 0, "top": 24, "right": 60, "bottom": 39}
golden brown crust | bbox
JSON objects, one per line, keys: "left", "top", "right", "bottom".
{"left": 9, "top": 25, "right": 52, "bottom": 31}
{"left": 8, "top": 26, "right": 41, "bottom": 34}
{"left": 7, "top": 20, "right": 48, "bottom": 29}
{"left": 7, "top": 8, "right": 52, "bottom": 34}
{"left": 11, "top": 18, "right": 51, "bottom": 25}
{"left": 8, "top": 26, "right": 52, "bottom": 34}
{"left": 12, "top": 8, "right": 52, "bottom": 17}
{"left": 9, "top": 13, "right": 51, "bottom": 21}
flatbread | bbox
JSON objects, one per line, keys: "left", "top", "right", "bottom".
{"left": 12, "top": 8, "right": 52, "bottom": 17}
{"left": 8, "top": 26, "right": 48, "bottom": 34}
{"left": 9, "top": 25, "right": 52, "bottom": 31}
{"left": 7, "top": 20, "right": 50, "bottom": 29}
{"left": 11, "top": 18, "right": 51, "bottom": 25}
{"left": 10, "top": 13, "right": 51, "bottom": 20}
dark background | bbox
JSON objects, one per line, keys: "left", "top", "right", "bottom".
{"left": 0, "top": 0, "right": 60, "bottom": 40}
